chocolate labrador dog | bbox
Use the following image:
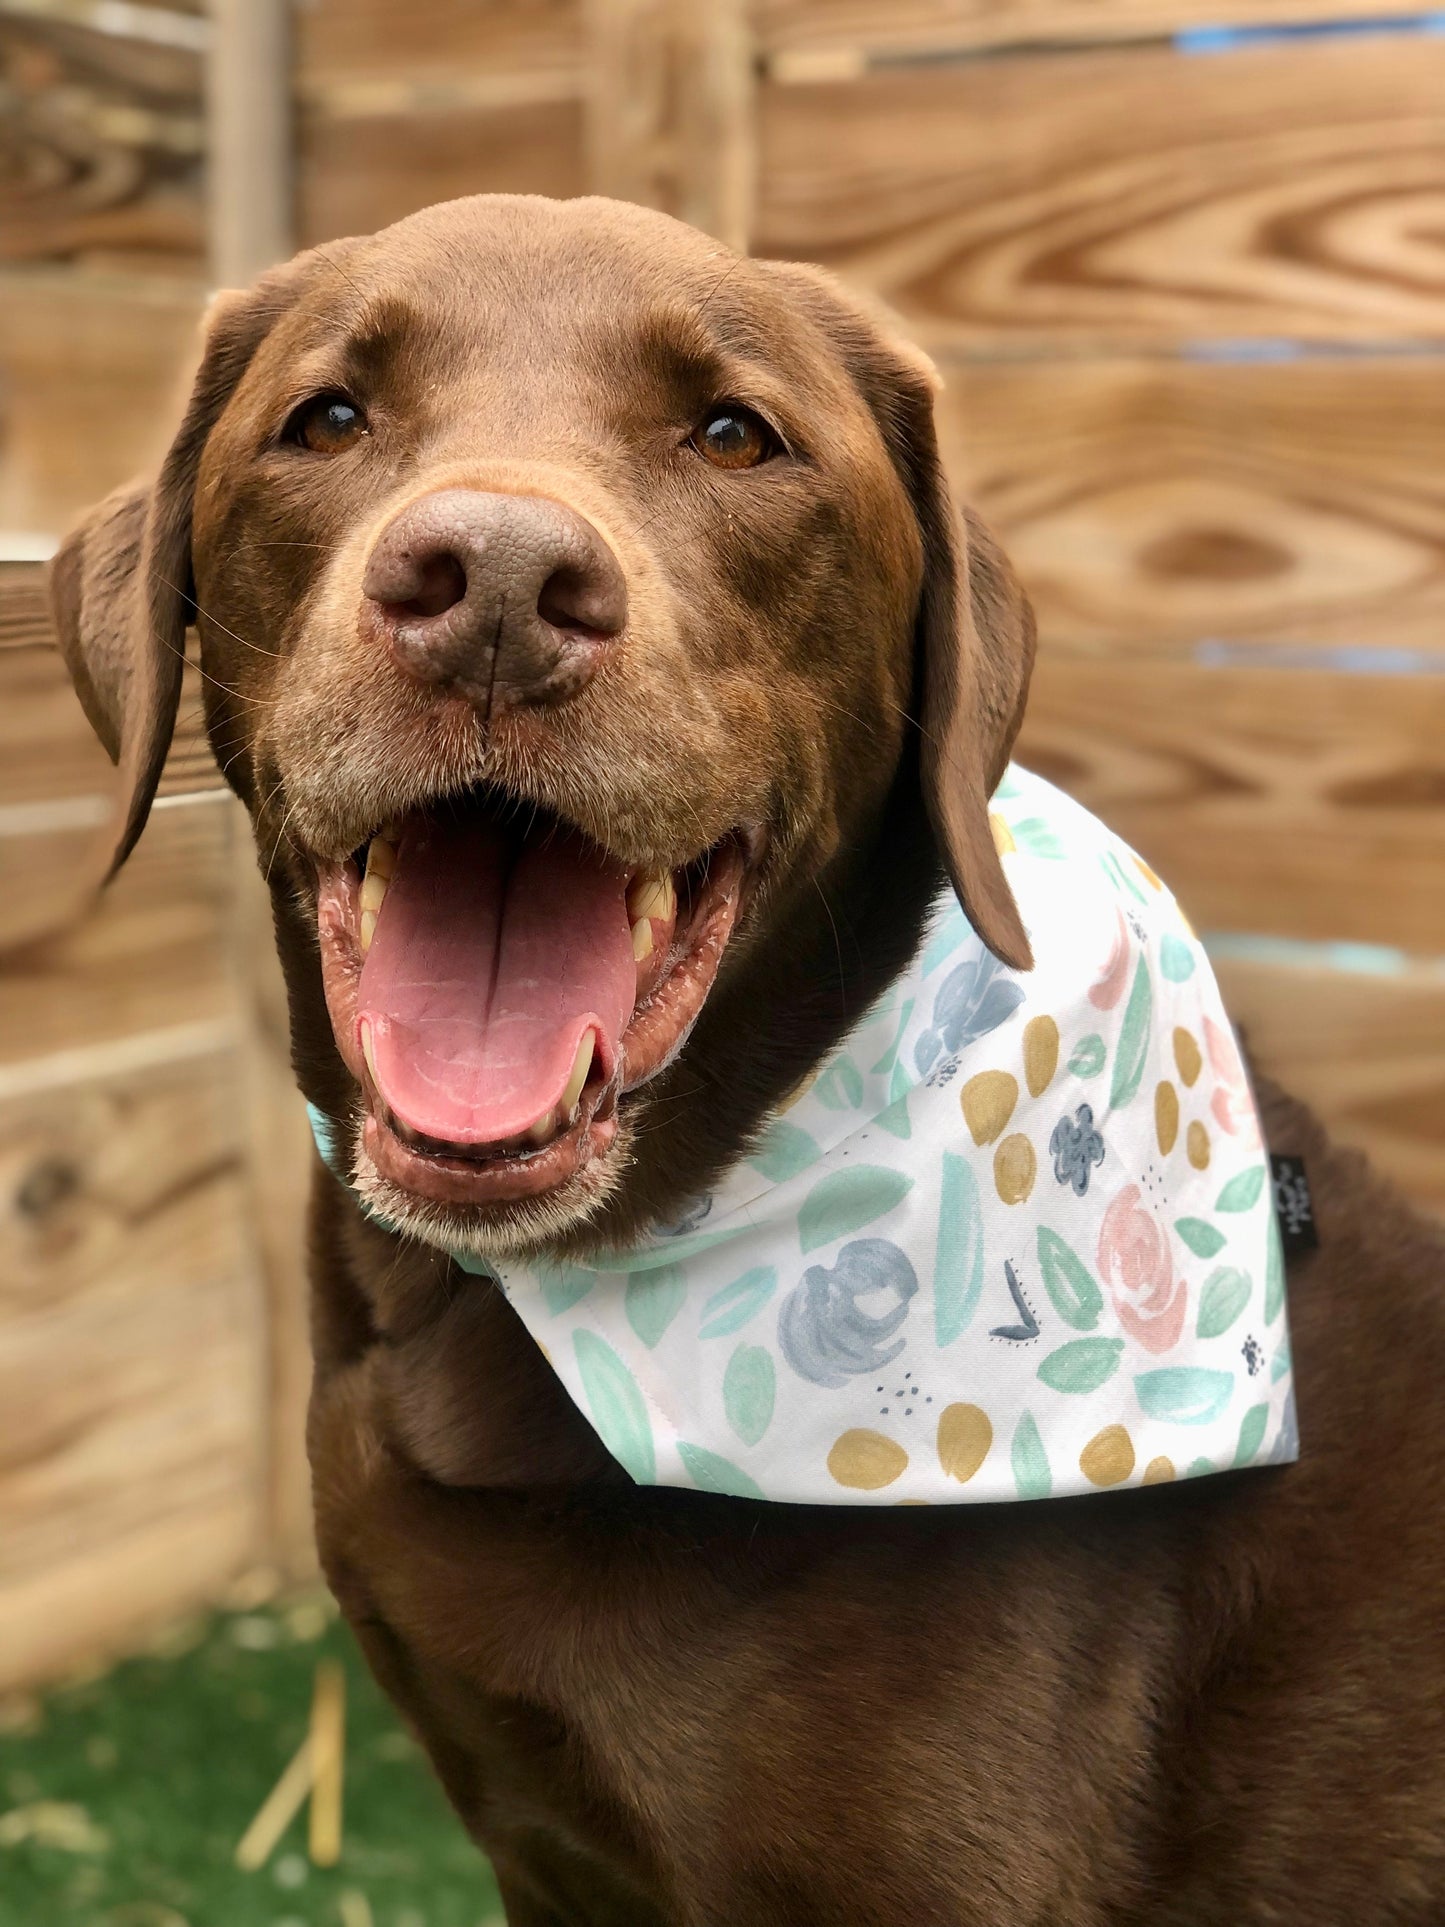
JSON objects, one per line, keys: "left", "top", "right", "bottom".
{"left": 52, "top": 196, "right": 1445, "bottom": 1925}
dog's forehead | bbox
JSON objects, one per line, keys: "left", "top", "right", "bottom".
{"left": 287, "top": 197, "right": 829, "bottom": 388}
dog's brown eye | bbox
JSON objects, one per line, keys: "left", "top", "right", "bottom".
{"left": 285, "top": 393, "right": 369, "bottom": 454}
{"left": 692, "top": 407, "right": 775, "bottom": 471}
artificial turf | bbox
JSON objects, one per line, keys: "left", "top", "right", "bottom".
{"left": 0, "top": 1580, "right": 504, "bottom": 1927}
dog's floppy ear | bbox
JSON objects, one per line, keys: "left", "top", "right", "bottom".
{"left": 48, "top": 252, "right": 331, "bottom": 879}
{"left": 758, "top": 261, "right": 1036, "bottom": 969}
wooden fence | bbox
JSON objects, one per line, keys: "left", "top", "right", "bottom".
{"left": 1, "top": 0, "right": 1442, "bottom": 1685}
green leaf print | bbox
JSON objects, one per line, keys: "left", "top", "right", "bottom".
{"left": 1196, "top": 1266, "right": 1251, "bottom": 1340}
{"left": 1011, "top": 1412, "right": 1052, "bottom": 1500}
{"left": 1184, "top": 1457, "right": 1215, "bottom": 1479}
{"left": 1264, "top": 1209, "right": 1286, "bottom": 1323}
{"left": 1234, "top": 1403, "right": 1269, "bottom": 1466}
{"left": 1036, "top": 1227, "right": 1104, "bottom": 1331}
{"left": 698, "top": 1265, "right": 777, "bottom": 1340}
{"left": 934, "top": 1151, "right": 984, "bottom": 1346}
{"left": 676, "top": 1442, "right": 766, "bottom": 1501}
{"left": 1271, "top": 1339, "right": 1291, "bottom": 1385}
{"left": 723, "top": 1344, "right": 775, "bottom": 1447}
{"left": 750, "top": 1119, "right": 824, "bottom": 1183}
{"left": 1038, "top": 1337, "right": 1124, "bottom": 1395}
{"left": 1110, "top": 955, "right": 1153, "bottom": 1111}
{"left": 625, "top": 1264, "right": 686, "bottom": 1349}
{"left": 573, "top": 1331, "right": 655, "bottom": 1484}
{"left": 1134, "top": 1367, "right": 1234, "bottom": 1426}
{"left": 1012, "top": 817, "right": 1066, "bottom": 860}
{"left": 868, "top": 999, "right": 915, "bottom": 1076}
{"left": 814, "top": 1054, "right": 865, "bottom": 1111}
{"left": 1068, "top": 1034, "right": 1107, "bottom": 1078}
{"left": 539, "top": 1262, "right": 595, "bottom": 1314}
{"left": 1174, "top": 1217, "right": 1226, "bottom": 1259}
{"left": 1159, "top": 934, "right": 1196, "bottom": 983}
{"left": 1216, "top": 1166, "right": 1266, "bottom": 1213}
{"left": 799, "top": 1165, "right": 912, "bottom": 1255}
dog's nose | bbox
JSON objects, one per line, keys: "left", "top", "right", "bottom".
{"left": 361, "top": 489, "right": 626, "bottom": 709}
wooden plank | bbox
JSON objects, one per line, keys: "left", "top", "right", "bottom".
{"left": 755, "top": 38, "right": 1445, "bottom": 352}
{"left": 0, "top": 794, "right": 236, "bottom": 1052}
{"left": 0, "top": 1043, "right": 261, "bottom": 1691}
{"left": 0, "top": 1262, "right": 261, "bottom": 1688}
{"left": 0, "top": 269, "right": 202, "bottom": 536}
{"left": 207, "top": 0, "right": 293, "bottom": 284}
{"left": 759, "top": 0, "right": 1429, "bottom": 67}
{"left": 1213, "top": 951, "right": 1445, "bottom": 1217}
{"left": 935, "top": 356, "right": 1445, "bottom": 656}
{"left": 296, "top": 0, "right": 582, "bottom": 93}
{"left": 0, "top": 1045, "right": 242, "bottom": 1321}
{"left": 230, "top": 845, "right": 318, "bottom": 1573}
{"left": 0, "top": 15, "right": 204, "bottom": 273}
{"left": 298, "top": 96, "right": 585, "bottom": 248}
{"left": 583, "top": 0, "right": 755, "bottom": 249}
{"left": 1016, "top": 656, "right": 1445, "bottom": 952}
{"left": 0, "top": 639, "right": 217, "bottom": 810}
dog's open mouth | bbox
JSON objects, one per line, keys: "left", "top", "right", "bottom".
{"left": 314, "top": 792, "right": 748, "bottom": 1208}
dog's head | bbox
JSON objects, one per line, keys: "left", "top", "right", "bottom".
{"left": 51, "top": 195, "right": 1034, "bottom": 1258}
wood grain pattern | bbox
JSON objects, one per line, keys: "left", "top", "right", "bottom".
{"left": 298, "top": 97, "right": 585, "bottom": 249}
{"left": 0, "top": 270, "right": 202, "bottom": 535}
{"left": 296, "top": 0, "right": 582, "bottom": 92}
{"left": 0, "top": 16, "right": 204, "bottom": 272}
{"left": 0, "top": 634, "right": 216, "bottom": 811}
{"left": 0, "top": 1033, "right": 259, "bottom": 1694}
{"left": 759, "top": 0, "right": 1429, "bottom": 64}
{"left": 0, "top": 1252, "right": 260, "bottom": 1687}
{"left": 1017, "top": 654, "right": 1445, "bottom": 951}
{"left": 0, "top": 796, "right": 237, "bottom": 1056}
{"left": 936, "top": 356, "right": 1445, "bottom": 655}
{"left": 1215, "top": 952, "right": 1445, "bottom": 1216}
{"left": 0, "top": 1046, "right": 241, "bottom": 1319}
{"left": 583, "top": 0, "right": 755, "bottom": 248}
{"left": 231, "top": 843, "right": 317, "bottom": 1571}
{"left": 756, "top": 38, "right": 1445, "bottom": 351}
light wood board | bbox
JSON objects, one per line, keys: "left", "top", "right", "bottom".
{"left": 759, "top": 0, "right": 1432, "bottom": 64}
{"left": 935, "top": 355, "right": 1445, "bottom": 656}
{"left": 1017, "top": 653, "right": 1445, "bottom": 952}
{"left": 1215, "top": 951, "right": 1445, "bottom": 1217}
{"left": 756, "top": 37, "right": 1445, "bottom": 351}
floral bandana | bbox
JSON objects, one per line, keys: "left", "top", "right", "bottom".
{"left": 310, "top": 766, "right": 1298, "bottom": 1506}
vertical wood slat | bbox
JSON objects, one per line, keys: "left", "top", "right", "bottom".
{"left": 204, "top": 0, "right": 316, "bottom": 1573}
{"left": 206, "top": 0, "right": 292, "bottom": 287}
{"left": 583, "top": 0, "right": 757, "bottom": 250}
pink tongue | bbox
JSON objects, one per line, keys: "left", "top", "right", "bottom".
{"left": 357, "top": 815, "right": 636, "bottom": 1145}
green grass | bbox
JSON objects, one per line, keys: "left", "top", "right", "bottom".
{"left": 0, "top": 1585, "right": 503, "bottom": 1927}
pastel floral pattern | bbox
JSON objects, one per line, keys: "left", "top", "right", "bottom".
{"left": 1205, "top": 1015, "right": 1261, "bottom": 1150}
{"left": 1097, "top": 1184, "right": 1187, "bottom": 1355}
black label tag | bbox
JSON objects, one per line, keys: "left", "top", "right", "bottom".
{"left": 1270, "top": 1154, "right": 1318, "bottom": 1258}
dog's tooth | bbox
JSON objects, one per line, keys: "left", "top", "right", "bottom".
{"left": 527, "top": 1109, "right": 559, "bottom": 1146}
{"left": 366, "top": 835, "right": 397, "bottom": 881}
{"left": 360, "top": 908, "right": 378, "bottom": 952}
{"left": 631, "top": 918, "right": 654, "bottom": 962}
{"left": 627, "top": 869, "right": 675, "bottom": 925}
{"left": 561, "top": 1032, "right": 595, "bottom": 1117}
{"left": 360, "top": 1018, "right": 378, "bottom": 1083}
{"left": 359, "top": 870, "right": 388, "bottom": 914}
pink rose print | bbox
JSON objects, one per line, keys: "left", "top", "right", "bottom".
{"left": 1205, "top": 1014, "right": 1261, "bottom": 1149}
{"left": 1089, "top": 908, "right": 1130, "bottom": 1011}
{"left": 1098, "top": 1183, "right": 1187, "bottom": 1354}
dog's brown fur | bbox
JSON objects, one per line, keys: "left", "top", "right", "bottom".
{"left": 52, "top": 196, "right": 1445, "bottom": 1925}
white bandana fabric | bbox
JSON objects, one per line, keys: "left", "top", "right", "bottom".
{"left": 314, "top": 766, "right": 1297, "bottom": 1505}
